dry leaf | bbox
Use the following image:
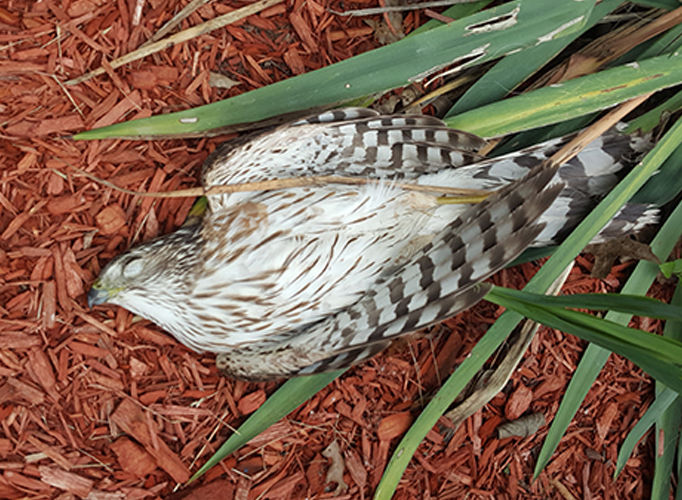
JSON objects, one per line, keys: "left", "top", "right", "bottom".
{"left": 497, "top": 413, "right": 546, "bottom": 439}
{"left": 322, "top": 440, "right": 348, "bottom": 495}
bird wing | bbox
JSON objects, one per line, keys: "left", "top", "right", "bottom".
{"left": 296, "top": 166, "right": 564, "bottom": 374}
{"left": 201, "top": 108, "right": 486, "bottom": 213}
{"left": 216, "top": 163, "right": 563, "bottom": 379}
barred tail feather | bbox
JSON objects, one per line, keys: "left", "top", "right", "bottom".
{"left": 424, "top": 126, "right": 658, "bottom": 246}
{"left": 326, "top": 165, "right": 563, "bottom": 347}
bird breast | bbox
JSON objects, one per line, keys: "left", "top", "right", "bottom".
{"left": 182, "top": 183, "right": 442, "bottom": 350}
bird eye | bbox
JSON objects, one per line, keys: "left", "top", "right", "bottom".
{"left": 122, "top": 256, "right": 144, "bottom": 279}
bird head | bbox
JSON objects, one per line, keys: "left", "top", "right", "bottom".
{"left": 87, "top": 225, "right": 200, "bottom": 309}
{"left": 88, "top": 249, "right": 154, "bottom": 308}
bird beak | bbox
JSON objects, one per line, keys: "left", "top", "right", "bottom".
{"left": 87, "top": 281, "right": 110, "bottom": 308}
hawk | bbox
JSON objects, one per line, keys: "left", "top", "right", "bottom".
{"left": 88, "top": 108, "right": 655, "bottom": 380}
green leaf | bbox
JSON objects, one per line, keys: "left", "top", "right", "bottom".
{"left": 74, "top": 0, "right": 598, "bottom": 139}
{"left": 484, "top": 295, "right": 682, "bottom": 392}
{"left": 624, "top": 89, "right": 682, "bottom": 134}
{"left": 508, "top": 245, "right": 557, "bottom": 267}
{"left": 498, "top": 19, "right": 682, "bottom": 155}
{"left": 652, "top": 284, "right": 682, "bottom": 499}
{"left": 486, "top": 287, "right": 682, "bottom": 321}
{"left": 632, "top": 140, "right": 682, "bottom": 206}
{"left": 535, "top": 196, "right": 682, "bottom": 476}
{"left": 445, "top": 0, "right": 622, "bottom": 116}
{"left": 491, "top": 115, "right": 594, "bottom": 156}
{"left": 189, "top": 370, "right": 343, "bottom": 482}
{"left": 446, "top": 52, "right": 682, "bottom": 137}
{"left": 380, "top": 117, "right": 682, "bottom": 497}
{"left": 615, "top": 387, "right": 679, "bottom": 477}
{"left": 660, "top": 259, "right": 682, "bottom": 279}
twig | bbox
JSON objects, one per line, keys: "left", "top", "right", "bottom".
{"left": 65, "top": 0, "right": 284, "bottom": 85}
{"left": 444, "top": 263, "right": 574, "bottom": 424}
{"left": 68, "top": 164, "right": 492, "bottom": 199}
{"left": 143, "top": 0, "right": 211, "bottom": 45}
{"left": 330, "top": 0, "right": 481, "bottom": 17}
{"left": 546, "top": 93, "right": 652, "bottom": 167}
{"left": 46, "top": 73, "right": 84, "bottom": 118}
{"left": 132, "top": 0, "right": 145, "bottom": 26}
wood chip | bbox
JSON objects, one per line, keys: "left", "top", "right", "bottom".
{"left": 96, "top": 204, "right": 127, "bottom": 235}
{"left": 504, "top": 384, "right": 533, "bottom": 420}
{"left": 111, "top": 437, "right": 158, "bottom": 477}
{"left": 377, "top": 411, "right": 413, "bottom": 441}
{"left": 39, "top": 466, "right": 93, "bottom": 498}
{"left": 111, "top": 399, "right": 191, "bottom": 483}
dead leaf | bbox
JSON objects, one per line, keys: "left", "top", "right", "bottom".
{"left": 497, "top": 413, "right": 546, "bottom": 439}
{"left": 322, "top": 440, "right": 348, "bottom": 495}
{"left": 586, "top": 237, "right": 660, "bottom": 279}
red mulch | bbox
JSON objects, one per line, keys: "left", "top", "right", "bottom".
{"left": 0, "top": 1, "right": 671, "bottom": 498}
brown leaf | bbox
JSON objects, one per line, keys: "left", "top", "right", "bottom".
{"left": 497, "top": 413, "right": 546, "bottom": 439}
{"left": 322, "top": 440, "right": 348, "bottom": 495}
{"left": 587, "top": 238, "right": 660, "bottom": 279}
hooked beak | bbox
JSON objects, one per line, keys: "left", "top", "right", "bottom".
{"left": 87, "top": 282, "right": 110, "bottom": 308}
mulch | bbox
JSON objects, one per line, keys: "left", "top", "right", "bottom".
{"left": 0, "top": 0, "right": 671, "bottom": 498}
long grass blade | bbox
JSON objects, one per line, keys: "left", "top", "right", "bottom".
{"left": 651, "top": 284, "right": 682, "bottom": 498}
{"left": 378, "top": 115, "right": 682, "bottom": 498}
{"left": 535, "top": 196, "right": 682, "bottom": 476}
{"left": 188, "top": 370, "right": 343, "bottom": 482}
{"left": 615, "top": 388, "right": 680, "bottom": 477}
{"left": 446, "top": 52, "right": 682, "bottom": 137}
{"left": 74, "top": 1, "right": 597, "bottom": 139}
{"left": 487, "top": 287, "right": 682, "bottom": 321}
{"left": 445, "top": 0, "right": 623, "bottom": 116}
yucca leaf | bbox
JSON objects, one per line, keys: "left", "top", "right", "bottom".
{"left": 446, "top": 52, "right": 682, "bottom": 137}
{"left": 445, "top": 0, "right": 623, "bottom": 116}
{"left": 652, "top": 285, "right": 682, "bottom": 499}
{"left": 188, "top": 370, "right": 343, "bottom": 482}
{"left": 487, "top": 287, "right": 682, "bottom": 321}
{"left": 378, "top": 117, "right": 682, "bottom": 498}
{"left": 74, "top": 0, "right": 596, "bottom": 139}
{"left": 484, "top": 294, "right": 682, "bottom": 392}
{"left": 535, "top": 198, "right": 682, "bottom": 476}
{"left": 615, "top": 387, "right": 679, "bottom": 477}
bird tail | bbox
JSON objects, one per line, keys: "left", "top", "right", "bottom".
{"left": 422, "top": 126, "right": 658, "bottom": 245}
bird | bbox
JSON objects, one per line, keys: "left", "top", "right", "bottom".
{"left": 88, "top": 108, "right": 656, "bottom": 380}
